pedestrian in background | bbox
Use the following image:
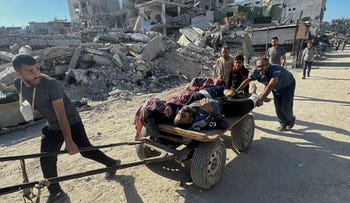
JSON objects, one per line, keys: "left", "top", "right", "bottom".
{"left": 225, "top": 55, "right": 250, "bottom": 95}
{"left": 301, "top": 41, "right": 316, "bottom": 79}
{"left": 214, "top": 45, "right": 234, "bottom": 85}
{"left": 267, "top": 36, "right": 286, "bottom": 67}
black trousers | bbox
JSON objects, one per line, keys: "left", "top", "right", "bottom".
{"left": 40, "top": 121, "right": 115, "bottom": 195}
{"left": 217, "top": 96, "right": 254, "bottom": 117}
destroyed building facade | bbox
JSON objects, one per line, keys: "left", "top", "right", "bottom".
{"left": 27, "top": 20, "right": 72, "bottom": 35}
{"left": 238, "top": 0, "right": 326, "bottom": 24}
{"left": 67, "top": 0, "right": 137, "bottom": 28}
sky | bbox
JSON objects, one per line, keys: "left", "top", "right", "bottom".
{"left": 0, "top": 0, "right": 348, "bottom": 27}
{"left": 0, "top": 0, "right": 70, "bottom": 27}
{"left": 323, "top": 0, "right": 349, "bottom": 22}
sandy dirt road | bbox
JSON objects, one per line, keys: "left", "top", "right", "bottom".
{"left": 0, "top": 49, "right": 349, "bottom": 203}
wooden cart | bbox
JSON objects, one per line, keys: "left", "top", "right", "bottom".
{"left": 135, "top": 112, "right": 255, "bottom": 190}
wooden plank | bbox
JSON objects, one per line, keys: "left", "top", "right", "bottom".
{"left": 157, "top": 113, "right": 251, "bottom": 142}
{"left": 158, "top": 125, "right": 220, "bottom": 142}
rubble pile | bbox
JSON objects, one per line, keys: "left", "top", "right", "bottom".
{"left": 319, "top": 19, "right": 350, "bottom": 52}
{"left": 2, "top": 1, "right": 340, "bottom": 102}
{"left": 0, "top": 29, "right": 218, "bottom": 101}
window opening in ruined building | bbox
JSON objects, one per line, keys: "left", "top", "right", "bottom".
{"left": 256, "top": 1, "right": 260, "bottom": 5}
{"left": 293, "top": 8, "right": 296, "bottom": 10}
{"left": 155, "top": 14, "right": 161, "bottom": 23}
{"left": 81, "top": 2, "right": 88, "bottom": 13}
{"left": 74, "top": 5, "right": 80, "bottom": 14}
{"left": 93, "top": 7, "right": 98, "bottom": 14}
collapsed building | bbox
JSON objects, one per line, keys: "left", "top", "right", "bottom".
{"left": 27, "top": 20, "right": 73, "bottom": 35}
{"left": 0, "top": 0, "right": 334, "bottom": 129}
{"left": 67, "top": 0, "right": 137, "bottom": 29}
{"left": 318, "top": 19, "right": 350, "bottom": 52}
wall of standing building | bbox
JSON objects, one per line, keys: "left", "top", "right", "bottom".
{"left": 237, "top": 0, "right": 326, "bottom": 24}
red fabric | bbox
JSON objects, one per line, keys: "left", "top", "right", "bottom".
{"left": 232, "top": 66, "right": 238, "bottom": 72}
{"left": 224, "top": 17, "right": 229, "bottom": 26}
{"left": 232, "top": 66, "right": 248, "bottom": 80}
{"left": 134, "top": 77, "right": 223, "bottom": 140}
{"left": 134, "top": 98, "right": 166, "bottom": 140}
{"left": 164, "top": 77, "right": 223, "bottom": 104}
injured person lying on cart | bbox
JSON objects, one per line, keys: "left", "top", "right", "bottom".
{"left": 134, "top": 77, "right": 225, "bottom": 141}
{"left": 174, "top": 84, "right": 259, "bottom": 131}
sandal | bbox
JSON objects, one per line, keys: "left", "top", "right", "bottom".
{"left": 276, "top": 125, "right": 287, "bottom": 131}
{"left": 287, "top": 122, "right": 295, "bottom": 129}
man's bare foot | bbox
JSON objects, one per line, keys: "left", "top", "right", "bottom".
{"left": 224, "top": 89, "right": 235, "bottom": 97}
{"left": 250, "top": 84, "right": 257, "bottom": 94}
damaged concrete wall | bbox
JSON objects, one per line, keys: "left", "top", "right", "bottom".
{"left": 238, "top": 0, "right": 326, "bottom": 24}
{"left": 0, "top": 35, "right": 82, "bottom": 50}
{"left": 28, "top": 20, "right": 72, "bottom": 35}
{"left": 67, "top": 0, "right": 136, "bottom": 28}
{"left": 134, "top": 1, "right": 194, "bottom": 34}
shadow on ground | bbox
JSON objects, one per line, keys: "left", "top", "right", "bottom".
{"left": 177, "top": 115, "right": 350, "bottom": 203}
{"left": 178, "top": 134, "right": 349, "bottom": 203}
{"left": 0, "top": 121, "right": 44, "bottom": 147}
{"left": 127, "top": 112, "right": 349, "bottom": 203}
{"left": 294, "top": 95, "right": 350, "bottom": 106}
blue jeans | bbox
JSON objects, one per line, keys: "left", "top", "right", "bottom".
{"left": 272, "top": 79, "right": 296, "bottom": 126}
{"left": 303, "top": 61, "right": 313, "bottom": 77}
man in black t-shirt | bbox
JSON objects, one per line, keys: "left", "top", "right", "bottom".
{"left": 12, "top": 54, "right": 120, "bottom": 203}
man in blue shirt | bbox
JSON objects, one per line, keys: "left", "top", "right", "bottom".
{"left": 235, "top": 57, "right": 296, "bottom": 131}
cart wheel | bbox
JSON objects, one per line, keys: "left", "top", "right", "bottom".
{"left": 135, "top": 144, "right": 160, "bottom": 160}
{"left": 190, "top": 140, "right": 226, "bottom": 189}
{"left": 231, "top": 115, "right": 255, "bottom": 152}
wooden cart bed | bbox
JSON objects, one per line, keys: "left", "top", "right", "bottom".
{"left": 157, "top": 113, "right": 251, "bottom": 142}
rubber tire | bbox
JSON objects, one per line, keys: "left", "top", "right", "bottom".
{"left": 135, "top": 143, "right": 160, "bottom": 160}
{"left": 190, "top": 140, "right": 226, "bottom": 189}
{"left": 231, "top": 115, "right": 255, "bottom": 152}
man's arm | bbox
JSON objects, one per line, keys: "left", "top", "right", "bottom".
{"left": 213, "top": 59, "right": 219, "bottom": 78}
{"left": 266, "top": 48, "right": 270, "bottom": 59}
{"left": 281, "top": 53, "right": 286, "bottom": 66}
{"left": 258, "top": 77, "right": 278, "bottom": 102}
{"left": 52, "top": 98, "right": 79, "bottom": 155}
{"left": 224, "top": 69, "right": 233, "bottom": 89}
{"left": 235, "top": 78, "right": 251, "bottom": 93}
{"left": 199, "top": 98, "right": 213, "bottom": 114}
{"left": 213, "top": 59, "right": 222, "bottom": 79}
{"left": 281, "top": 47, "right": 287, "bottom": 66}
{"left": 301, "top": 49, "right": 306, "bottom": 63}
